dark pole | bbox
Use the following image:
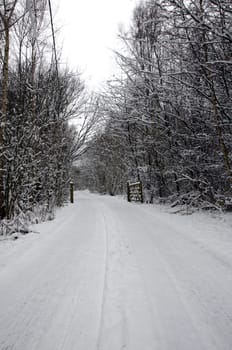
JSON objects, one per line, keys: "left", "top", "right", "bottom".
{"left": 127, "top": 182, "right": 131, "bottom": 202}
{"left": 140, "top": 181, "right": 144, "bottom": 203}
{"left": 70, "top": 181, "right": 74, "bottom": 203}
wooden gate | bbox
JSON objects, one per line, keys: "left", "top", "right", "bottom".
{"left": 127, "top": 181, "right": 143, "bottom": 203}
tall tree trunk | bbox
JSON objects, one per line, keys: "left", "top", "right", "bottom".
{"left": 0, "top": 0, "right": 18, "bottom": 219}
{"left": 0, "top": 20, "right": 10, "bottom": 219}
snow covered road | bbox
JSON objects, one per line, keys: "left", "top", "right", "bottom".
{"left": 0, "top": 191, "right": 232, "bottom": 350}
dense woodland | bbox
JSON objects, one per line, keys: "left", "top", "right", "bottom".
{"left": 78, "top": 0, "right": 232, "bottom": 210}
{"left": 0, "top": 0, "right": 232, "bottom": 235}
{"left": 0, "top": 0, "right": 99, "bottom": 234}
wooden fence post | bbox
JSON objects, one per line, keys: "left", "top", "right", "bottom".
{"left": 70, "top": 181, "right": 74, "bottom": 203}
{"left": 139, "top": 181, "right": 144, "bottom": 203}
{"left": 127, "top": 182, "right": 131, "bottom": 202}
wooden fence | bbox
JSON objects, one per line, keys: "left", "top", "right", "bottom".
{"left": 127, "top": 181, "right": 143, "bottom": 203}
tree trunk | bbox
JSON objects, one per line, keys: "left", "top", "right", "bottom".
{"left": 0, "top": 20, "right": 10, "bottom": 219}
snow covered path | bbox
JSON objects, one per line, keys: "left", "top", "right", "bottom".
{"left": 0, "top": 191, "right": 232, "bottom": 350}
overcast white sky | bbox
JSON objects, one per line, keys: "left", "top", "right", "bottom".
{"left": 54, "top": 0, "right": 138, "bottom": 88}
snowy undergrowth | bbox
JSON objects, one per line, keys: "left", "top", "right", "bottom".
{"left": 150, "top": 195, "right": 232, "bottom": 226}
{"left": 0, "top": 204, "right": 55, "bottom": 238}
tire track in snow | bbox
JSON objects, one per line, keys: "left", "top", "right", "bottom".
{"left": 96, "top": 202, "right": 159, "bottom": 350}
{"left": 96, "top": 208, "right": 110, "bottom": 350}
{"left": 96, "top": 205, "right": 129, "bottom": 350}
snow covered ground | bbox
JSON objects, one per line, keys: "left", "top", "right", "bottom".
{"left": 0, "top": 191, "right": 232, "bottom": 350}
